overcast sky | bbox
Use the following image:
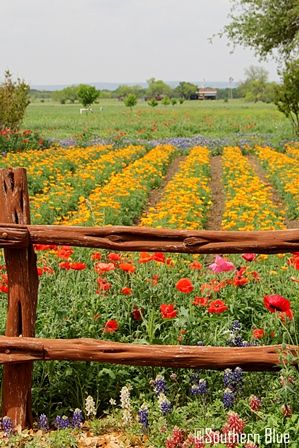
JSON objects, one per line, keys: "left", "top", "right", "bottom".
{"left": 0, "top": 0, "right": 279, "bottom": 86}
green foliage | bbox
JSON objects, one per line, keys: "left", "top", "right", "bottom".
{"left": 238, "top": 66, "right": 277, "bottom": 103}
{"left": 77, "top": 84, "right": 99, "bottom": 107}
{"left": 52, "top": 86, "right": 79, "bottom": 104}
{"left": 147, "top": 98, "right": 158, "bottom": 107}
{"left": 223, "top": 0, "right": 299, "bottom": 61}
{"left": 146, "top": 77, "right": 172, "bottom": 98}
{"left": 161, "top": 96, "right": 170, "bottom": 106}
{"left": 113, "top": 84, "right": 145, "bottom": 99}
{"left": 0, "top": 70, "right": 30, "bottom": 130}
{"left": 123, "top": 93, "right": 137, "bottom": 110}
{"left": 274, "top": 59, "right": 299, "bottom": 135}
{"left": 175, "top": 81, "right": 198, "bottom": 99}
{"left": 0, "top": 128, "right": 49, "bottom": 153}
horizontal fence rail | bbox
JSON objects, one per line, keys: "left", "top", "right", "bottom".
{"left": 0, "top": 224, "right": 299, "bottom": 253}
{"left": 0, "top": 337, "right": 298, "bottom": 371}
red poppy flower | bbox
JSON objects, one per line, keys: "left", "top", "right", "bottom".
{"left": 153, "top": 252, "right": 165, "bottom": 263}
{"left": 166, "top": 258, "right": 174, "bottom": 266}
{"left": 289, "top": 254, "right": 299, "bottom": 270}
{"left": 96, "top": 278, "right": 111, "bottom": 291}
{"left": 91, "top": 252, "right": 102, "bottom": 261}
{"left": 208, "top": 299, "right": 228, "bottom": 314}
{"left": 264, "top": 294, "right": 291, "bottom": 313}
{"left": 35, "top": 244, "right": 58, "bottom": 251}
{"left": 94, "top": 262, "right": 115, "bottom": 274}
{"left": 42, "top": 266, "right": 54, "bottom": 274}
{"left": 1, "top": 274, "right": 8, "bottom": 283}
{"left": 131, "top": 306, "right": 143, "bottom": 321}
{"left": 0, "top": 265, "right": 6, "bottom": 271}
{"left": 160, "top": 304, "right": 177, "bottom": 319}
{"left": 59, "top": 261, "right": 71, "bottom": 270}
{"left": 56, "top": 246, "right": 74, "bottom": 259}
{"left": 108, "top": 253, "right": 121, "bottom": 262}
{"left": 119, "top": 263, "right": 136, "bottom": 273}
{"left": 0, "top": 284, "right": 8, "bottom": 293}
{"left": 37, "top": 267, "right": 44, "bottom": 276}
{"left": 138, "top": 252, "right": 153, "bottom": 263}
{"left": 121, "top": 287, "right": 132, "bottom": 295}
{"left": 176, "top": 278, "right": 194, "bottom": 293}
{"left": 103, "top": 319, "right": 119, "bottom": 333}
{"left": 189, "top": 260, "right": 202, "bottom": 270}
{"left": 252, "top": 328, "right": 264, "bottom": 339}
{"left": 70, "top": 262, "right": 86, "bottom": 271}
{"left": 233, "top": 275, "right": 249, "bottom": 287}
{"left": 242, "top": 253, "right": 256, "bottom": 262}
{"left": 192, "top": 296, "right": 208, "bottom": 306}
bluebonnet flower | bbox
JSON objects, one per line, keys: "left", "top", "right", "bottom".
{"left": 224, "top": 367, "right": 243, "bottom": 391}
{"left": 138, "top": 404, "right": 149, "bottom": 431}
{"left": 153, "top": 374, "right": 166, "bottom": 394}
{"left": 158, "top": 393, "right": 172, "bottom": 415}
{"left": 54, "top": 415, "right": 70, "bottom": 430}
{"left": 72, "top": 409, "right": 83, "bottom": 428}
{"left": 231, "top": 320, "right": 242, "bottom": 333}
{"left": 2, "top": 416, "right": 13, "bottom": 436}
{"left": 190, "top": 379, "right": 208, "bottom": 395}
{"left": 38, "top": 414, "right": 49, "bottom": 431}
{"left": 223, "top": 388, "right": 235, "bottom": 409}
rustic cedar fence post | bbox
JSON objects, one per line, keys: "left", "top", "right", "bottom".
{"left": 0, "top": 168, "right": 39, "bottom": 428}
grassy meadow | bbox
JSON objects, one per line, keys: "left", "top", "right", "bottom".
{"left": 23, "top": 99, "right": 294, "bottom": 144}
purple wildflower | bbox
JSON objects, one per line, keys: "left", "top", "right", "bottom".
{"left": 223, "top": 388, "right": 235, "bottom": 409}
{"left": 54, "top": 415, "right": 70, "bottom": 430}
{"left": 158, "top": 393, "right": 172, "bottom": 415}
{"left": 153, "top": 374, "right": 166, "bottom": 394}
{"left": 38, "top": 413, "right": 49, "bottom": 431}
{"left": 72, "top": 408, "right": 83, "bottom": 428}
{"left": 138, "top": 404, "right": 149, "bottom": 431}
{"left": 2, "top": 416, "right": 13, "bottom": 436}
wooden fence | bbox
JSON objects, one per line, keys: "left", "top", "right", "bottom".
{"left": 0, "top": 167, "right": 298, "bottom": 428}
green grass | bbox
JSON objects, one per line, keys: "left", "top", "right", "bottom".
{"left": 23, "top": 99, "right": 294, "bottom": 144}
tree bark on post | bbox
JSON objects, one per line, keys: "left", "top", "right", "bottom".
{"left": 0, "top": 168, "right": 39, "bottom": 428}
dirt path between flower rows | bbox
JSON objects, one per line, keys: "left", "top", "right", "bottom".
{"left": 205, "top": 156, "right": 225, "bottom": 230}
{"left": 247, "top": 155, "right": 299, "bottom": 229}
{"left": 136, "top": 155, "right": 186, "bottom": 225}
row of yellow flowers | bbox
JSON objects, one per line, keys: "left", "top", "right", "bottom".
{"left": 222, "top": 147, "right": 285, "bottom": 231}
{"left": 140, "top": 146, "right": 211, "bottom": 230}
{"left": 255, "top": 145, "right": 299, "bottom": 220}
{"left": 29, "top": 145, "right": 146, "bottom": 225}
{"left": 0, "top": 145, "right": 110, "bottom": 196}
{"left": 60, "top": 145, "right": 176, "bottom": 226}
{"left": 285, "top": 143, "right": 299, "bottom": 160}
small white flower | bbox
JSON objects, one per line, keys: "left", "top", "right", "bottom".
{"left": 85, "top": 395, "right": 96, "bottom": 417}
{"left": 109, "top": 398, "right": 116, "bottom": 406}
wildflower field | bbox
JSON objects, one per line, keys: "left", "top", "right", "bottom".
{"left": 0, "top": 141, "right": 298, "bottom": 448}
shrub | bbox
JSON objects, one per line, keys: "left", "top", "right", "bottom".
{"left": 0, "top": 128, "right": 49, "bottom": 154}
{"left": 0, "top": 70, "right": 30, "bottom": 130}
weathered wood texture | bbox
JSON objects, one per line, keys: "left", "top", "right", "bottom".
{"left": 0, "top": 224, "right": 298, "bottom": 253}
{"left": 0, "top": 337, "right": 297, "bottom": 371}
{"left": 0, "top": 169, "right": 39, "bottom": 428}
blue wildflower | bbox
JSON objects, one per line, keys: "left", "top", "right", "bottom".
{"left": 72, "top": 409, "right": 83, "bottom": 428}
{"left": 223, "top": 388, "right": 235, "bottom": 409}
{"left": 38, "top": 414, "right": 49, "bottom": 431}
{"left": 2, "top": 416, "right": 13, "bottom": 436}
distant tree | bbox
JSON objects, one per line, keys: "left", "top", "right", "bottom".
{"left": 223, "top": 0, "right": 299, "bottom": 62}
{"left": 175, "top": 81, "right": 198, "bottom": 100}
{"left": 171, "top": 98, "right": 177, "bottom": 105}
{"left": 146, "top": 78, "right": 172, "bottom": 98}
{"left": 123, "top": 93, "right": 137, "bottom": 110}
{"left": 114, "top": 85, "right": 145, "bottom": 99}
{"left": 238, "top": 66, "right": 276, "bottom": 102}
{"left": 77, "top": 84, "right": 99, "bottom": 107}
{"left": 0, "top": 70, "right": 30, "bottom": 130}
{"left": 274, "top": 60, "right": 299, "bottom": 135}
